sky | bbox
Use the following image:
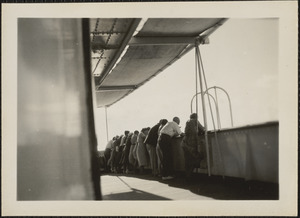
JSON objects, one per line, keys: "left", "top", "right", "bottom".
{"left": 94, "top": 18, "right": 278, "bottom": 150}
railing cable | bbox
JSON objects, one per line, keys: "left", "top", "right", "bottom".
{"left": 195, "top": 44, "right": 225, "bottom": 178}
{"left": 195, "top": 43, "right": 211, "bottom": 176}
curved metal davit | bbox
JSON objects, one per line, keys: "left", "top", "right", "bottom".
{"left": 191, "top": 86, "right": 234, "bottom": 131}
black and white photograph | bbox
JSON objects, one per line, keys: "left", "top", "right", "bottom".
{"left": 1, "top": 1, "right": 298, "bottom": 216}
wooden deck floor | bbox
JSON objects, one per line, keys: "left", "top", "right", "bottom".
{"left": 100, "top": 172, "right": 278, "bottom": 200}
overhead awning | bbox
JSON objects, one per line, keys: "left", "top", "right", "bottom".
{"left": 90, "top": 18, "right": 227, "bottom": 108}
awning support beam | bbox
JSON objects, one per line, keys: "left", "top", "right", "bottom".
{"left": 128, "top": 18, "right": 228, "bottom": 46}
{"left": 97, "top": 85, "right": 136, "bottom": 91}
{"left": 129, "top": 36, "right": 205, "bottom": 45}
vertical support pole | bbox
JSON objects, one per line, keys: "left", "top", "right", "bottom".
{"left": 195, "top": 47, "right": 199, "bottom": 121}
{"left": 194, "top": 46, "right": 200, "bottom": 157}
{"left": 195, "top": 43, "right": 211, "bottom": 176}
{"left": 105, "top": 106, "right": 109, "bottom": 142}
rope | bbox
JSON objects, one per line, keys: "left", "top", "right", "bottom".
{"left": 196, "top": 47, "right": 216, "bottom": 130}
{"left": 200, "top": 47, "right": 225, "bottom": 177}
{"left": 195, "top": 45, "right": 225, "bottom": 178}
{"left": 195, "top": 44, "right": 211, "bottom": 176}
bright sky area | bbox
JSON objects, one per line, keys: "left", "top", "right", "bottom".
{"left": 94, "top": 18, "right": 278, "bottom": 151}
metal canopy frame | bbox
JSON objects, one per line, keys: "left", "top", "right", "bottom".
{"left": 91, "top": 18, "right": 228, "bottom": 108}
{"left": 95, "top": 19, "right": 142, "bottom": 88}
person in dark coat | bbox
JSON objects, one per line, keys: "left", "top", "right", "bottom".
{"left": 108, "top": 135, "right": 121, "bottom": 173}
{"left": 129, "top": 130, "right": 139, "bottom": 172}
{"left": 156, "top": 119, "right": 168, "bottom": 176}
{"left": 144, "top": 120, "right": 162, "bottom": 176}
{"left": 182, "top": 113, "right": 205, "bottom": 179}
{"left": 122, "top": 132, "right": 133, "bottom": 173}
{"left": 115, "top": 131, "right": 129, "bottom": 172}
{"left": 137, "top": 128, "right": 150, "bottom": 173}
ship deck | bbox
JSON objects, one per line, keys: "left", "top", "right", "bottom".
{"left": 100, "top": 172, "right": 278, "bottom": 200}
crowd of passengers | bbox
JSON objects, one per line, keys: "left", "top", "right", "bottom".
{"left": 102, "top": 113, "right": 206, "bottom": 181}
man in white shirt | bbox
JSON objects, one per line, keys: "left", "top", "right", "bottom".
{"left": 104, "top": 136, "right": 117, "bottom": 172}
{"left": 158, "top": 116, "right": 184, "bottom": 180}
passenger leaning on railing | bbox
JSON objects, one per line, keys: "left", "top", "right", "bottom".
{"left": 181, "top": 113, "right": 205, "bottom": 180}
{"left": 129, "top": 130, "right": 139, "bottom": 172}
{"left": 136, "top": 128, "right": 150, "bottom": 174}
{"left": 158, "top": 117, "right": 184, "bottom": 180}
{"left": 144, "top": 120, "right": 162, "bottom": 177}
{"left": 108, "top": 135, "right": 121, "bottom": 173}
{"left": 156, "top": 119, "right": 168, "bottom": 177}
{"left": 122, "top": 132, "right": 133, "bottom": 174}
{"left": 103, "top": 136, "right": 115, "bottom": 172}
{"left": 118, "top": 131, "right": 130, "bottom": 172}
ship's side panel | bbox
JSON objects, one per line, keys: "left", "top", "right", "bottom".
{"left": 172, "top": 122, "right": 279, "bottom": 183}
{"left": 210, "top": 123, "right": 279, "bottom": 183}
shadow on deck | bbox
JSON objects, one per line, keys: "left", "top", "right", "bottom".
{"left": 100, "top": 171, "right": 279, "bottom": 200}
{"left": 103, "top": 187, "right": 171, "bottom": 200}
